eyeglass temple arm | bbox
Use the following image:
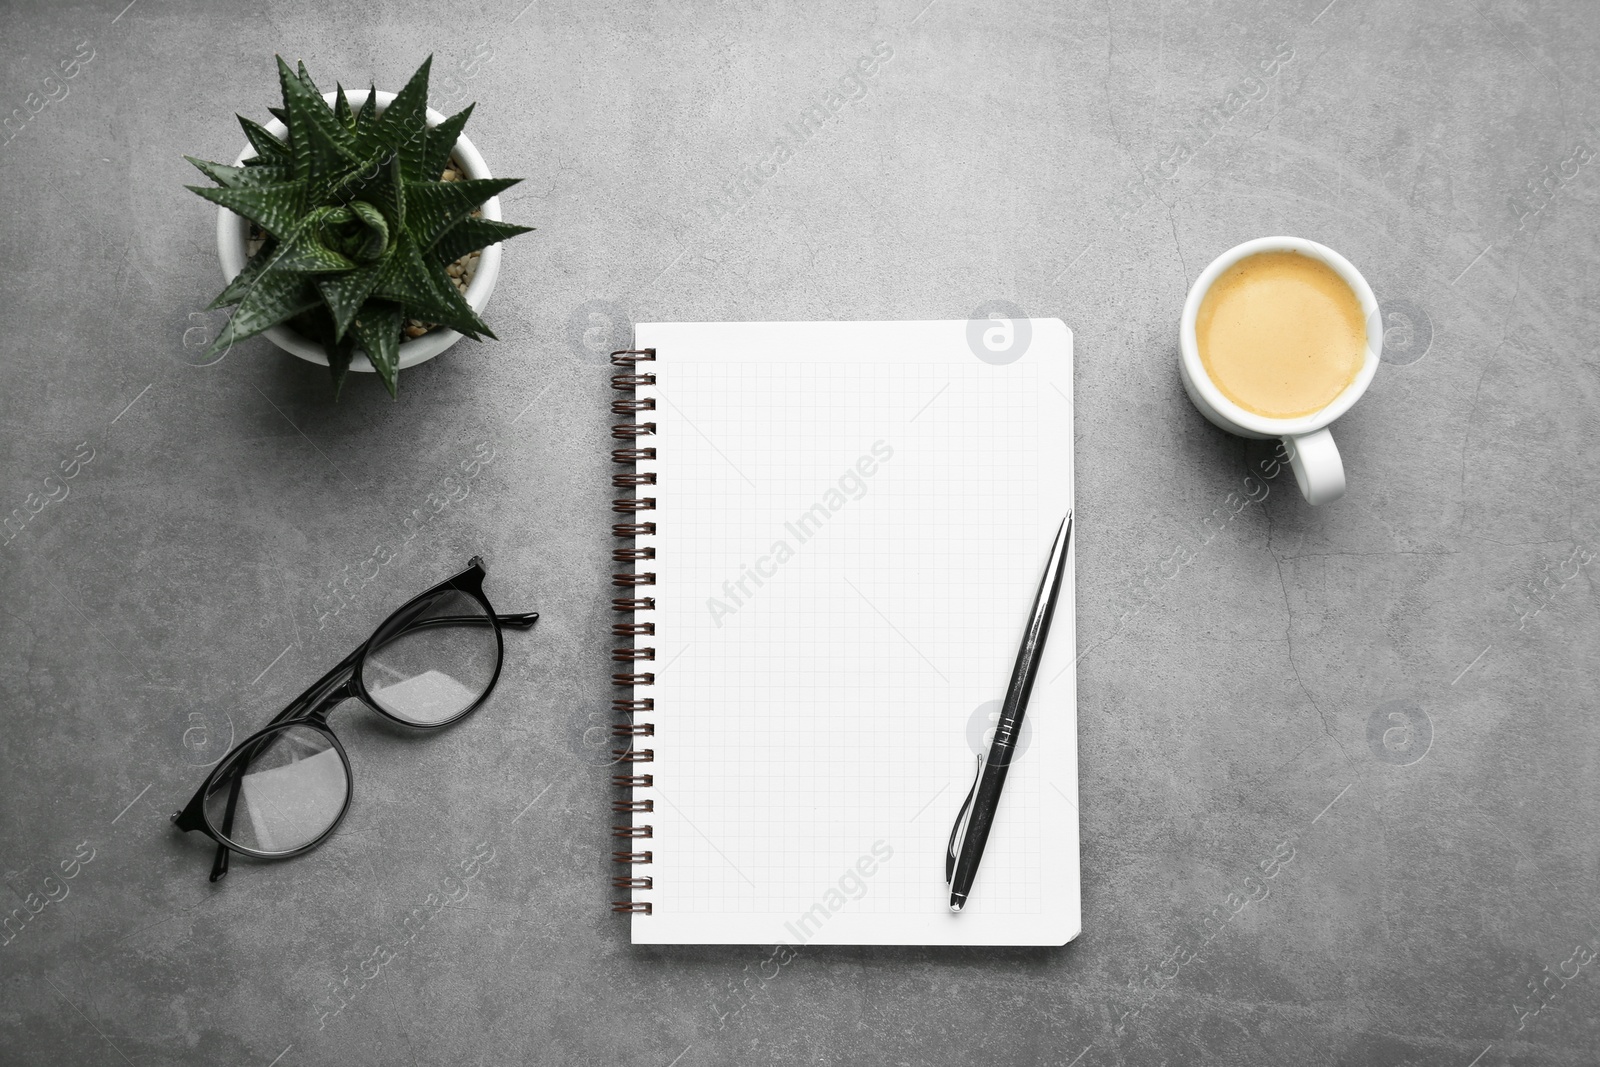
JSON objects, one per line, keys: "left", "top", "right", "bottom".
{"left": 366, "top": 611, "right": 541, "bottom": 635}
{"left": 212, "top": 800, "right": 237, "bottom": 881}
{"left": 208, "top": 730, "right": 272, "bottom": 881}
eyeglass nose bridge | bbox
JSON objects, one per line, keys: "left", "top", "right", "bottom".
{"left": 306, "top": 676, "right": 357, "bottom": 723}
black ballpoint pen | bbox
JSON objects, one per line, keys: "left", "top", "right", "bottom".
{"left": 946, "top": 510, "right": 1074, "bottom": 913}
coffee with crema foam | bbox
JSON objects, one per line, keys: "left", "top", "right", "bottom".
{"left": 1196, "top": 250, "right": 1367, "bottom": 419}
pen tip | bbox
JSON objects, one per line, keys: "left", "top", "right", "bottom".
{"left": 950, "top": 901, "right": 964, "bottom": 913}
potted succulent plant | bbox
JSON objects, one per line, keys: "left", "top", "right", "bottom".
{"left": 186, "top": 56, "right": 533, "bottom": 396}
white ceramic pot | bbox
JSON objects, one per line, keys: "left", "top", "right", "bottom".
{"left": 214, "top": 89, "right": 505, "bottom": 372}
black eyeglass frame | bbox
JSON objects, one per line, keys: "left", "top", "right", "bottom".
{"left": 171, "top": 556, "right": 537, "bottom": 881}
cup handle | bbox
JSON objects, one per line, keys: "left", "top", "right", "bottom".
{"left": 1283, "top": 429, "right": 1346, "bottom": 505}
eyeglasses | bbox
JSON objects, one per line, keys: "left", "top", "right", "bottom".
{"left": 172, "top": 556, "right": 537, "bottom": 881}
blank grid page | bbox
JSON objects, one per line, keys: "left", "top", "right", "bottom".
{"left": 631, "top": 320, "right": 1077, "bottom": 946}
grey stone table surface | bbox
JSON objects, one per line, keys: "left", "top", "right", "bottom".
{"left": 2, "top": 0, "right": 1597, "bottom": 1064}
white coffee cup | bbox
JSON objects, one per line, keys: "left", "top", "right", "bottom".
{"left": 1178, "top": 236, "right": 1381, "bottom": 505}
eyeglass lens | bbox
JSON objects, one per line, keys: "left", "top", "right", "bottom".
{"left": 360, "top": 588, "right": 500, "bottom": 726}
{"left": 203, "top": 724, "right": 348, "bottom": 854}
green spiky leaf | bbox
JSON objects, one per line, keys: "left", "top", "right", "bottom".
{"left": 369, "top": 247, "right": 488, "bottom": 345}
{"left": 422, "top": 254, "right": 496, "bottom": 339}
{"left": 209, "top": 229, "right": 319, "bottom": 312}
{"left": 206, "top": 270, "right": 321, "bottom": 358}
{"left": 348, "top": 202, "right": 390, "bottom": 258}
{"left": 237, "top": 115, "right": 290, "bottom": 164}
{"left": 296, "top": 60, "right": 321, "bottom": 97}
{"left": 316, "top": 142, "right": 394, "bottom": 209}
{"left": 322, "top": 324, "right": 357, "bottom": 397}
{"left": 209, "top": 240, "right": 279, "bottom": 309}
{"left": 347, "top": 85, "right": 385, "bottom": 157}
{"left": 186, "top": 156, "right": 294, "bottom": 189}
{"left": 315, "top": 264, "right": 384, "bottom": 340}
{"left": 372, "top": 56, "right": 433, "bottom": 181}
{"left": 404, "top": 177, "right": 520, "bottom": 249}
{"left": 305, "top": 122, "right": 362, "bottom": 201}
{"left": 334, "top": 83, "right": 355, "bottom": 129}
{"left": 347, "top": 153, "right": 404, "bottom": 235}
{"left": 277, "top": 56, "right": 357, "bottom": 187}
{"left": 371, "top": 232, "right": 491, "bottom": 338}
{"left": 354, "top": 85, "right": 378, "bottom": 130}
{"left": 421, "top": 103, "right": 473, "bottom": 182}
{"left": 430, "top": 217, "right": 533, "bottom": 266}
{"left": 188, "top": 180, "right": 307, "bottom": 241}
{"left": 348, "top": 302, "right": 405, "bottom": 397}
{"left": 273, "top": 229, "right": 358, "bottom": 274}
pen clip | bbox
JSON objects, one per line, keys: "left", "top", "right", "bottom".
{"left": 945, "top": 753, "right": 984, "bottom": 885}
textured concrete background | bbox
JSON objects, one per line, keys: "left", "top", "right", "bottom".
{"left": 2, "top": 0, "right": 1597, "bottom": 1064}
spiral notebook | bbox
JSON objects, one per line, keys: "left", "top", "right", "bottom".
{"left": 610, "top": 319, "right": 1078, "bottom": 946}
